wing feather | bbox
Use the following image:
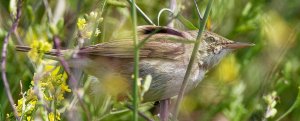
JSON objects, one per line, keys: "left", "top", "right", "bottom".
{"left": 78, "top": 26, "right": 194, "bottom": 59}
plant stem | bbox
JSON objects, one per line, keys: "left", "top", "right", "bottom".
{"left": 126, "top": 104, "right": 154, "bottom": 121}
{"left": 167, "top": 0, "right": 177, "bottom": 27}
{"left": 193, "top": 0, "right": 203, "bottom": 20}
{"left": 159, "top": 1, "right": 177, "bottom": 120}
{"left": 172, "top": 0, "right": 214, "bottom": 120}
{"left": 53, "top": 36, "right": 92, "bottom": 121}
{"left": 127, "top": 0, "right": 156, "bottom": 26}
{"left": 130, "top": 0, "right": 139, "bottom": 120}
{"left": 91, "top": 0, "right": 107, "bottom": 44}
{"left": 1, "top": 0, "right": 23, "bottom": 120}
{"left": 160, "top": 99, "right": 170, "bottom": 121}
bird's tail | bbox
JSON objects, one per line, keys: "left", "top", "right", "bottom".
{"left": 16, "top": 45, "right": 61, "bottom": 56}
{"left": 15, "top": 45, "right": 31, "bottom": 52}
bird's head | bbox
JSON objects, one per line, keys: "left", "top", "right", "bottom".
{"left": 189, "top": 31, "right": 254, "bottom": 70}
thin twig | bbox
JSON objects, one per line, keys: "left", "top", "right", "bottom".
{"left": 53, "top": 36, "right": 92, "bottom": 121}
{"left": 53, "top": 39, "right": 77, "bottom": 87}
{"left": 167, "top": 0, "right": 177, "bottom": 27}
{"left": 160, "top": 99, "right": 170, "bottom": 121}
{"left": 1, "top": 0, "right": 23, "bottom": 120}
{"left": 33, "top": 71, "right": 53, "bottom": 118}
{"left": 159, "top": 0, "right": 177, "bottom": 120}
{"left": 126, "top": 104, "right": 154, "bottom": 121}
{"left": 193, "top": 0, "right": 203, "bottom": 20}
{"left": 91, "top": 0, "right": 107, "bottom": 44}
{"left": 19, "top": 81, "right": 25, "bottom": 120}
{"left": 138, "top": 8, "right": 197, "bottom": 48}
{"left": 127, "top": 0, "right": 156, "bottom": 26}
{"left": 129, "top": 0, "right": 139, "bottom": 119}
{"left": 260, "top": 27, "right": 298, "bottom": 96}
{"left": 43, "top": 0, "right": 53, "bottom": 22}
{"left": 172, "top": 0, "right": 214, "bottom": 120}
{"left": 157, "top": 8, "right": 173, "bottom": 26}
{"left": 46, "top": 0, "right": 91, "bottom": 120}
{"left": 138, "top": 14, "right": 186, "bottom": 49}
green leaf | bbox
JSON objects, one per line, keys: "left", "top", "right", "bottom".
{"left": 177, "top": 14, "right": 198, "bottom": 30}
{"left": 107, "top": 0, "right": 127, "bottom": 7}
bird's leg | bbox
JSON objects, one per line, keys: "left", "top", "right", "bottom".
{"left": 159, "top": 98, "right": 170, "bottom": 121}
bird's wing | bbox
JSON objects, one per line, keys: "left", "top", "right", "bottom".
{"left": 78, "top": 26, "right": 195, "bottom": 59}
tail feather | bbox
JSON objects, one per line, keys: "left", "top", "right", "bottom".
{"left": 16, "top": 45, "right": 31, "bottom": 52}
{"left": 15, "top": 45, "right": 60, "bottom": 56}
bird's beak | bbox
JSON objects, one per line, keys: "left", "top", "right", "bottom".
{"left": 224, "top": 42, "right": 255, "bottom": 49}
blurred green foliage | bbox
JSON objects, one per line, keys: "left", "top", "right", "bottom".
{"left": 1, "top": 0, "right": 300, "bottom": 120}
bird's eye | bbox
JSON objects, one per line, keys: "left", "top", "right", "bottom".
{"left": 206, "top": 36, "right": 216, "bottom": 43}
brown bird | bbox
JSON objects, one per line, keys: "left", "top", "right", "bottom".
{"left": 16, "top": 25, "right": 253, "bottom": 102}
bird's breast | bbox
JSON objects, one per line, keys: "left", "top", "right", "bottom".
{"left": 74, "top": 56, "right": 204, "bottom": 102}
{"left": 138, "top": 58, "right": 203, "bottom": 101}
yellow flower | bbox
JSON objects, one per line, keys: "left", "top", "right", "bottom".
{"left": 44, "top": 62, "right": 56, "bottom": 72}
{"left": 28, "top": 49, "right": 39, "bottom": 63}
{"left": 26, "top": 116, "right": 31, "bottom": 121}
{"left": 38, "top": 67, "right": 71, "bottom": 102}
{"left": 16, "top": 98, "right": 24, "bottom": 116}
{"left": 14, "top": 66, "right": 70, "bottom": 120}
{"left": 77, "top": 18, "right": 86, "bottom": 30}
{"left": 48, "top": 112, "right": 54, "bottom": 121}
{"left": 40, "top": 42, "right": 51, "bottom": 52}
{"left": 28, "top": 40, "right": 52, "bottom": 63}
{"left": 61, "top": 83, "right": 71, "bottom": 92}
{"left": 48, "top": 112, "right": 61, "bottom": 121}
{"left": 44, "top": 93, "right": 53, "bottom": 101}
{"left": 57, "top": 94, "right": 64, "bottom": 101}
{"left": 17, "top": 98, "right": 23, "bottom": 107}
{"left": 26, "top": 100, "right": 36, "bottom": 112}
{"left": 215, "top": 54, "right": 239, "bottom": 82}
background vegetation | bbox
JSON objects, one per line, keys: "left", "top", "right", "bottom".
{"left": 1, "top": 0, "right": 300, "bottom": 120}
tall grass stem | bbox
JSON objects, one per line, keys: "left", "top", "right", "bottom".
{"left": 172, "top": 0, "right": 214, "bottom": 119}
{"left": 130, "top": 0, "right": 139, "bottom": 120}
